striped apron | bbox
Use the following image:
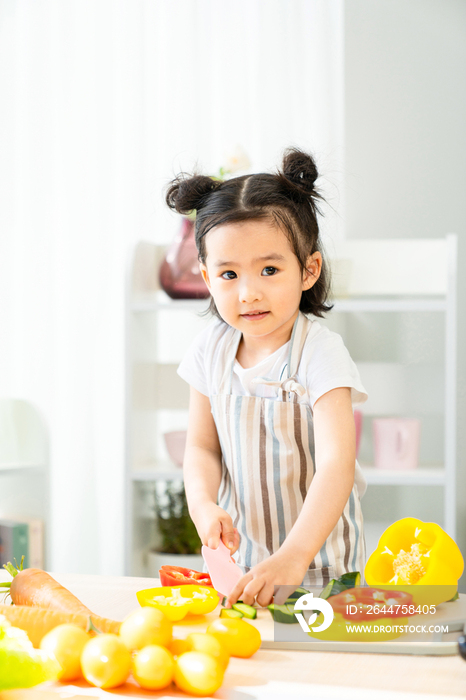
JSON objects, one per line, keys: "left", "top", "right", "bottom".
{"left": 210, "top": 312, "right": 365, "bottom": 587}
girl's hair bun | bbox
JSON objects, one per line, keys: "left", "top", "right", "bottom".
{"left": 165, "top": 174, "right": 222, "bottom": 215}
{"left": 280, "top": 147, "right": 319, "bottom": 197}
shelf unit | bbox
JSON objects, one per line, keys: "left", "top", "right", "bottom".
{"left": 0, "top": 398, "right": 49, "bottom": 567}
{"left": 125, "top": 235, "right": 457, "bottom": 575}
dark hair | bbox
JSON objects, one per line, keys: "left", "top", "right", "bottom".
{"left": 165, "top": 147, "right": 333, "bottom": 319}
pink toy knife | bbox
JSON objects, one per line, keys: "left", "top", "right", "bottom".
{"left": 201, "top": 541, "right": 243, "bottom": 597}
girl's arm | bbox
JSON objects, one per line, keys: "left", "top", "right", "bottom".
{"left": 226, "top": 386, "right": 356, "bottom": 606}
{"left": 184, "top": 386, "right": 239, "bottom": 551}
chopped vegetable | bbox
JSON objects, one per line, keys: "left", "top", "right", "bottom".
{"left": 328, "top": 586, "right": 415, "bottom": 620}
{"left": 220, "top": 608, "right": 243, "bottom": 619}
{"left": 364, "top": 518, "right": 464, "bottom": 604}
{"left": 232, "top": 603, "right": 256, "bottom": 619}
{"left": 159, "top": 566, "right": 213, "bottom": 588}
{"left": 265, "top": 573, "right": 363, "bottom": 624}
{"left": 284, "top": 586, "right": 311, "bottom": 601}
{"left": 267, "top": 603, "right": 297, "bottom": 624}
{"left": 307, "top": 587, "right": 417, "bottom": 642}
{"left": 319, "top": 572, "right": 361, "bottom": 600}
{"left": 137, "top": 584, "right": 219, "bottom": 621}
{"left": 336, "top": 571, "right": 361, "bottom": 588}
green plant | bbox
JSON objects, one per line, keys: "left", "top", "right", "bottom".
{"left": 152, "top": 482, "right": 201, "bottom": 555}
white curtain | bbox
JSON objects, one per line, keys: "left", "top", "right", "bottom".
{"left": 0, "top": 0, "right": 344, "bottom": 575}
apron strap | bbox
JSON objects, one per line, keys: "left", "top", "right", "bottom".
{"left": 218, "top": 326, "right": 243, "bottom": 395}
{"left": 251, "top": 313, "right": 310, "bottom": 400}
{"left": 287, "top": 312, "right": 310, "bottom": 378}
{"left": 221, "top": 312, "right": 311, "bottom": 399}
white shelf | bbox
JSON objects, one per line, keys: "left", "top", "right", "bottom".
{"left": 361, "top": 466, "right": 445, "bottom": 486}
{"left": 132, "top": 295, "right": 447, "bottom": 314}
{"left": 131, "top": 465, "right": 446, "bottom": 486}
{"left": 132, "top": 291, "right": 208, "bottom": 313}
{"left": 332, "top": 298, "right": 446, "bottom": 313}
{"left": 0, "top": 398, "right": 49, "bottom": 568}
{"left": 132, "top": 462, "right": 184, "bottom": 482}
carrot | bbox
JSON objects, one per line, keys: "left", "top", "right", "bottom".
{"left": 4, "top": 562, "right": 94, "bottom": 617}
{"left": 2, "top": 560, "right": 120, "bottom": 644}
{"left": 1, "top": 604, "right": 89, "bottom": 647}
{"left": 0, "top": 604, "right": 120, "bottom": 648}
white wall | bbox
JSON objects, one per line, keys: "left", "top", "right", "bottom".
{"left": 344, "top": 0, "right": 466, "bottom": 588}
{"left": 345, "top": 0, "right": 466, "bottom": 239}
{"left": 0, "top": 0, "right": 345, "bottom": 576}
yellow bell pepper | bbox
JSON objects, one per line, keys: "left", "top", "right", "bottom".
{"left": 365, "top": 518, "right": 464, "bottom": 605}
{"left": 136, "top": 584, "right": 219, "bottom": 622}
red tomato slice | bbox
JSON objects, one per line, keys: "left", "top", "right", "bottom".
{"left": 158, "top": 565, "right": 213, "bottom": 588}
{"left": 328, "top": 587, "right": 414, "bottom": 620}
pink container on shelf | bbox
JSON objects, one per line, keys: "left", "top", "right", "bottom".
{"left": 373, "top": 418, "right": 421, "bottom": 470}
{"left": 163, "top": 430, "right": 187, "bottom": 467}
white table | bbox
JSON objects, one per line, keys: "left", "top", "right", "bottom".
{"left": 1, "top": 571, "right": 466, "bottom": 698}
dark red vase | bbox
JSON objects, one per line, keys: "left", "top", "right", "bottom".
{"left": 159, "top": 218, "right": 210, "bottom": 299}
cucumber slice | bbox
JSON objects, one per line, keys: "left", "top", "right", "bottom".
{"left": 268, "top": 603, "right": 298, "bottom": 624}
{"left": 285, "top": 586, "right": 310, "bottom": 602}
{"left": 232, "top": 603, "right": 257, "bottom": 619}
{"left": 319, "top": 572, "right": 361, "bottom": 600}
{"left": 220, "top": 608, "right": 244, "bottom": 619}
{"left": 319, "top": 579, "right": 338, "bottom": 600}
{"left": 338, "top": 571, "right": 361, "bottom": 588}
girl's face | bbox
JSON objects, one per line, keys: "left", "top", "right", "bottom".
{"left": 200, "top": 218, "right": 321, "bottom": 347}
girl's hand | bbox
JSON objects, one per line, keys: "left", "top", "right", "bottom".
{"left": 192, "top": 502, "right": 240, "bottom": 554}
{"left": 225, "top": 550, "right": 308, "bottom": 608}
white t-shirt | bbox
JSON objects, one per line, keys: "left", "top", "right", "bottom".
{"left": 177, "top": 317, "right": 368, "bottom": 411}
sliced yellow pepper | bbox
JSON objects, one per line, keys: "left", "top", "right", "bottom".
{"left": 136, "top": 584, "right": 219, "bottom": 622}
{"left": 365, "top": 518, "right": 464, "bottom": 605}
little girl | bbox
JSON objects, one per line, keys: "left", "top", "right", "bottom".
{"left": 166, "top": 148, "right": 367, "bottom": 608}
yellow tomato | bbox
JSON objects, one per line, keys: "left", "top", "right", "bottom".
{"left": 119, "top": 607, "right": 172, "bottom": 651}
{"left": 174, "top": 651, "right": 224, "bottom": 697}
{"left": 132, "top": 644, "right": 175, "bottom": 690}
{"left": 186, "top": 632, "right": 230, "bottom": 670}
{"left": 39, "top": 624, "right": 89, "bottom": 681}
{"left": 207, "top": 618, "right": 261, "bottom": 658}
{"left": 168, "top": 638, "right": 190, "bottom": 657}
{"left": 80, "top": 634, "right": 131, "bottom": 689}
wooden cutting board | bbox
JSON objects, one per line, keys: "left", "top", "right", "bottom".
{"left": 174, "top": 594, "right": 466, "bottom": 655}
